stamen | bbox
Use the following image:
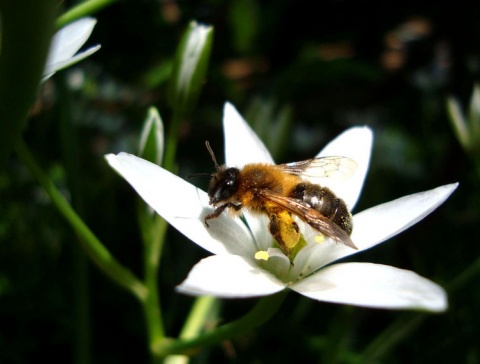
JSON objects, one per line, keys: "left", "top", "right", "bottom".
{"left": 315, "top": 235, "right": 325, "bottom": 244}
{"left": 255, "top": 250, "right": 270, "bottom": 261}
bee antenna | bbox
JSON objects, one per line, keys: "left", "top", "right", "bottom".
{"left": 187, "top": 172, "right": 212, "bottom": 179}
{"left": 205, "top": 141, "right": 221, "bottom": 171}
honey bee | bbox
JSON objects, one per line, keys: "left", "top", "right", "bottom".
{"left": 203, "top": 141, "right": 358, "bottom": 257}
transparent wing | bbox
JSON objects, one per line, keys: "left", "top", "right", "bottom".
{"left": 259, "top": 190, "right": 357, "bottom": 250}
{"left": 277, "top": 156, "right": 357, "bottom": 181}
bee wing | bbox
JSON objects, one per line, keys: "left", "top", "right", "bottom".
{"left": 259, "top": 190, "right": 358, "bottom": 250}
{"left": 278, "top": 156, "right": 357, "bottom": 181}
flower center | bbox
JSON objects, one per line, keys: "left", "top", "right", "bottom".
{"left": 253, "top": 247, "right": 291, "bottom": 281}
{"left": 252, "top": 232, "right": 331, "bottom": 283}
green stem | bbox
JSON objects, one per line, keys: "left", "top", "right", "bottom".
{"left": 361, "top": 254, "right": 480, "bottom": 362}
{"left": 179, "top": 296, "right": 219, "bottom": 340}
{"left": 15, "top": 140, "right": 147, "bottom": 302}
{"left": 361, "top": 313, "right": 424, "bottom": 362}
{"left": 162, "top": 112, "right": 183, "bottom": 172}
{"left": 139, "top": 210, "right": 168, "bottom": 353}
{"left": 138, "top": 100, "right": 188, "bottom": 359}
{"left": 57, "top": 74, "right": 91, "bottom": 364}
{"left": 0, "top": 0, "right": 56, "bottom": 168}
{"left": 140, "top": 131, "right": 181, "bottom": 360}
{"left": 154, "top": 291, "right": 288, "bottom": 357}
{"left": 447, "top": 255, "right": 480, "bottom": 293}
{"left": 56, "top": 0, "right": 118, "bottom": 28}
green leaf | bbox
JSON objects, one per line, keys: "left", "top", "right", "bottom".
{"left": 0, "top": 0, "right": 57, "bottom": 169}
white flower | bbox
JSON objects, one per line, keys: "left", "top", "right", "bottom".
{"left": 105, "top": 102, "right": 458, "bottom": 312}
{"left": 43, "top": 17, "right": 101, "bottom": 81}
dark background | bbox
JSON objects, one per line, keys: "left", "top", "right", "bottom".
{"left": 1, "top": 0, "right": 479, "bottom": 362}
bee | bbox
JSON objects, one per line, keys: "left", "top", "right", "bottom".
{"left": 203, "top": 141, "right": 358, "bottom": 257}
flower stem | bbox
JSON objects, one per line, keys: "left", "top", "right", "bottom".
{"left": 447, "top": 255, "right": 480, "bottom": 293}
{"left": 154, "top": 291, "right": 288, "bottom": 358}
{"left": 162, "top": 112, "right": 183, "bottom": 172}
{"left": 57, "top": 74, "right": 91, "bottom": 364}
{"left": 361, "top": 255, "right": 480, "bottom": 362}
{"left": 361, "top": 313, "right": 424, "bottom": 362}
{"left": 15, "top": 139, "right": 148, "bottom": 302}
{"left": 179, "top": 296, "right": 219, "bottom": 340}
{"left": 139, "top": 209, "right": 168, "bottom": 350}
{"left": 56, "top": 0, "right": 117, "bottom": 28}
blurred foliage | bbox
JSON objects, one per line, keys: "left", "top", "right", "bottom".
{"left": 1, "top": 0, "right": 480, "bottom": 363}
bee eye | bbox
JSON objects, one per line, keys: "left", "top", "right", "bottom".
{"left": 208, "top": 168, "right": 239, "bottom": 203}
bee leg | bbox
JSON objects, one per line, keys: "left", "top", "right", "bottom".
{"left": 268, "top": 210, "right": 300, "bottom": 257}
{"left": 204, "top": 203, "right": 242, "bottom": 227}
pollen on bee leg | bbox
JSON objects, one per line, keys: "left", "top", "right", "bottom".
{"left": 255, "top": 250, "right": 270, "bottom": 261}
{"left": 315, "top": 234, "right": 325, "bottom": 244}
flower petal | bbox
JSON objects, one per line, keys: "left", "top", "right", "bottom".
{"left": 45, "top": 17, "right": 98, "bottom": 73}
{"left": 351, "top": 183, "right": 459, "bottom": 251}
{"left": 43, "top": 45, "right": 101, "bottom": 78}
{"left": 105, "top": 153, "right": 256, "bottom": 257}
{"left": 309, "top": 183, "right": 459, "bottom": 267}
{"left": 222, "top": 102, "right": 276, "bottom": 243}
{"left": 291, "top": 262, "right": 447, "bottom": 312}
{"left": 223, "top": 102, "right": 274, "bottom": 167}
{"left": 243, "top": 212, "right": 273, "bottom": 251}
{"left": 316, "top": 126, "right": 373, "bottom": 210}
{"left": 177, "top": 255, "right": 286, "bottom": 297}
{"left": 288, "top": 236, "right": 338, "bottom": 280}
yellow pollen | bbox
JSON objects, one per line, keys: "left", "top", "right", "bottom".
{"left": 315, "top": 235, "right": 325, "bottom": 244}
{"left": 255, "top": 250, "right": 270, "bottom": 261}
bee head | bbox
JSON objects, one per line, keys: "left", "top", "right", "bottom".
{"left": 187, "top": 141, "right": 241, "bottom": 204}
{"left": 208, "top": 167, "right": 240, "bottom": 204}
{"left": 200, "top": 141, "right": 239, "bottom": 205}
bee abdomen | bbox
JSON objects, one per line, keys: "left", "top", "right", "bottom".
{"left": 289, "top": 182, "right": 352, "bottom": 234}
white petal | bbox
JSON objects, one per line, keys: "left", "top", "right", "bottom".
{"left": 177, "top": 255, "right": 286, "bottom": 297}
{"left": 105, "top": 153, "right": 256, "bottom": 257}
{"left": 223, "top": 102, "right": 274, "bottom": 167}
{"left": 351, "top": 183, "right": 459, "bottom": 251}
{"left": 243, "top": 212, "right": 272, "bottom": 251}
{"left": 308, "top": 183, "right": 459, "bottom": 267}
{"left": 292, "top": 262, "right": 447, "bottom": 312}
{"left": 46, "top": 17, "right": 97, "bottom": 67}
{"left": 288, "top": 239, "right": 328, "bottom": 280}
{"left": 222, "top": 102, "right": 276, "bottom": 243}
{"left": 316, "top": 126, "right": 373, "bottom": 210}
{"left": 43, "top": 45, "right": 101, "bottom": 78}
